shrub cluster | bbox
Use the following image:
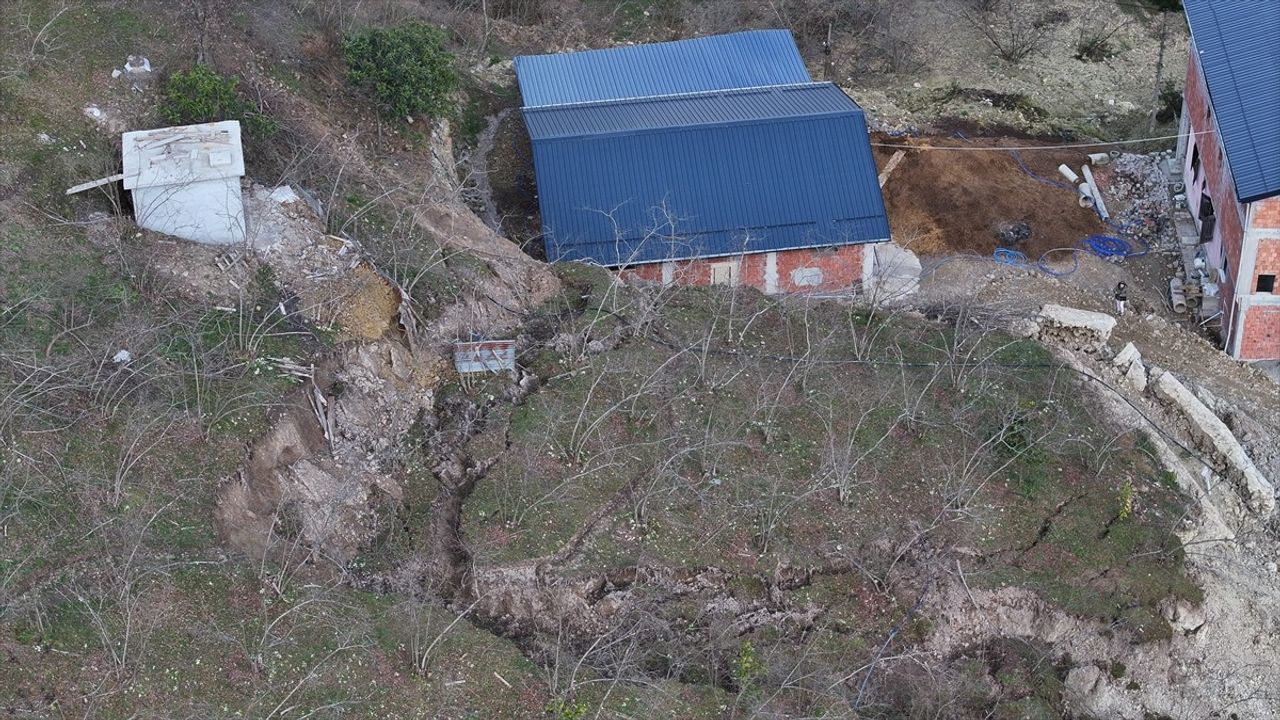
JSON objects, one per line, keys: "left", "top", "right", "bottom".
{"left": 159, "top": 65, "right": 277, "bottom": 138}
{"left": 342, "top": 22, "right": 457, "bottom": 121}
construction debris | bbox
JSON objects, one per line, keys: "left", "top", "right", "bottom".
{"left": 454, "top": 340, "right": 517, "bottom": 374}
{"left": 65, "top": 173, "right": 125, "bottom": 195}
{"left": 1105, "top": 153, "right": 1175, "bottom": 249}
{"left": 878, "top": 149, "right": 906, "bottom": 187}
{"left": 1112, "top": 341, "right": 1147, "bottom": 393}
{"left": 995, "top": 220, "right": 1031, "bottom": 247}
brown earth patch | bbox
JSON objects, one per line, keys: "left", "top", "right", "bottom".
{"left": 875, "top": 135, "right": 1110, "bottom": 260}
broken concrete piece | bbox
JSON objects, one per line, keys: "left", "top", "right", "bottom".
{"left": 1153, "top": 372, "right": 1276, "bottom": 516}
{"left": 1111, "top": 342, "right": 1147, "bottom": 392}
{"left": 122, "top": 121, "right": 246, "bottom": 245}
{"left": 1113, "top": 341, "right": 1141, "bottom": 369}
{"left": 1124, "top": 361, "right": 1147, "bottom": 394}
{"left": 1009, "top": 317, "right": 1040, "bottom": 338}
{"left": 1036, "top": 304, "right": 1116, "bottom": 352}
{"left": 1161, "top": 598, "right": 1206, "bottom": 634}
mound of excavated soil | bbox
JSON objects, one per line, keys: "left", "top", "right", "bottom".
{"left": 875, "top": 136, "right": 1110, "bottom": 260}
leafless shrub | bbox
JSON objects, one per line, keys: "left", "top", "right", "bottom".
{"left": 0, "top": 1, "right": 70, "bottom": 82}
{"left": 1074, "top": 1, "right": 1134, "bottom": 62}
{"left": 958, "top": 0, "right": 1069, "bottom": 64}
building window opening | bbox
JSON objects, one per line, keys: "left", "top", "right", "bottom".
{"left": 1259, "top": 275, "right": 1276, "bottom": 294}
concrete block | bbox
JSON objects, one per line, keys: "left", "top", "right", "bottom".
{"left": 1037, "top": 304, "right": 1117, "bottom": 352}
{"left": 1124, "top": 361, "right": 1148, "bottom": 394}
{"left": 1113, "top": 341, "right": 1141, "bottom": 369}
{"left": 1153, "top": 372, "right": 1276, "bottom": 516}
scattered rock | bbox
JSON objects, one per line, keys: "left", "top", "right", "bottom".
{"left": 1162, "top": 598, "right": 1206, "bottom": 634}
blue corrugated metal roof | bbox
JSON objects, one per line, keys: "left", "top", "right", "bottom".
{"left": 1184, "top": 0, "right": 1280, "bottom": 203}
{"left": 514, "top": 30, "right": 810, "bottom": 107}
{"left": 524, "top": 83, "right": 858, "bottom": 141}
{"left": 531, "top": 106, "right": 890, "bottom": 265}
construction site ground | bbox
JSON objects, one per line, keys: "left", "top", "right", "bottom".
{"left": 873, "top": 134, "right": 1113, "bottom": 259}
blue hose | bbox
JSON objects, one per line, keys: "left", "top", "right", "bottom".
{"left": 1082, "top": 234, "right": 1129, "bottom": 256}
{"left": 991, "top": 246, "right": 1080, "bottom": 277}
{"left": 993, "top": 247, "right": 1028, "bottom": 265}
{"left": 1008, "top": 149, "right": 1074, "bottom": 191}
{"left": 1079, "top": 233, "right": 1150, "bottom": 259}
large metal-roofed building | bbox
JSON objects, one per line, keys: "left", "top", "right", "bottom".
{"left": 514, "top": 30, "right": 890, "bottom": 294}
{"left": 1178, "top": 0, "right": 1280, "bottom": 360}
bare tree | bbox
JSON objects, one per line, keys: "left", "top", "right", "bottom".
{"left": 957, "top": 0, "right": 1069, "bottom": 64}
{"left": 0, "top": 1, "right": 70, "bottom": 82}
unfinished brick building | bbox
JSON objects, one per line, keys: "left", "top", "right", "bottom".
{"left": 514, "top": 31, "right": 890, "bottom": 295}
{"left": 1179, "top": 1, "right": 1280, "bottom": 361}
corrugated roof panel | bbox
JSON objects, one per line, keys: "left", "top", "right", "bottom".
{"left": 514, "top": 30, "right": 810, "bottom": 107}
{"left": 1184, "top": 0, "right": 1280, "bottom": 203}
{"left": 532, "top": 110, "right": 890, "bottom": 265}
{"left": 523, "top": 83, "right": 858, "bottom": 140}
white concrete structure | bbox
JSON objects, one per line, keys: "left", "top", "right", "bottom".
{"left": 1036, "top": 304, "right": 1117, "bottom": 352}
{"left": 1152, "top": 371, "right": 1275, "bottom": 516}
{"left": 122, "top": 120, "right": 246, "bottom": 245}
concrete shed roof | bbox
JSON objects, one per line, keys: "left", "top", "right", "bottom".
{"left": 122, "top": 120, "right": 244, "bottom": 190}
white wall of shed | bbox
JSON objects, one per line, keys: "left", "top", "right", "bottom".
{"left": 132, "top": 178, "right": 245, "bottom": 245}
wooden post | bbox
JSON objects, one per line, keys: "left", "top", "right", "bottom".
{"left": 823, "top": 23, "right": 834, "bottom": 82}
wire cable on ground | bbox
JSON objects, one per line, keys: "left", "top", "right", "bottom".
{"left": 870, "top": 129, "right": 1209, "bottom": 152}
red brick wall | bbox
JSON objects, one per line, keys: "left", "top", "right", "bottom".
{"left": 1183, "top": 47, "right": 1250, "bottom": 352}
{"left": 1239, "top": 305, "right": 1280, "bottom": 360}
{"left": 1254, "top": 197, "right": 1280, "bottom": 229}
{"left": 1255, "top": 239, "right": 1280, "bottom": 287}
{"left": 621, "top": 244, "right": 867, "bottom": 294}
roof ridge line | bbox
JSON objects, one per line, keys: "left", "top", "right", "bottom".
{"left": 513, "top": 28, "right": 792, "bottom": 63}
{"left": 522, "top": 81, "right": 838, "bottom": 112}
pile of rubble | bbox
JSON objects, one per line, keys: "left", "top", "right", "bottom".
{"left": 1020, "top": 303, "right": 1277, "bottom": 518}
{"left": 1105, "top": 152, "right": 1175, "bottom": 248}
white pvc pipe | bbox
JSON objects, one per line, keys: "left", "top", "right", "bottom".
{"left": 1082, "top": 165, "right": 1109, "bottom": 220}
{"left": 1088, "top": 152, "right": 1111, "bottom": 165}
{"left": 1058, "top": 164, "right": 1081, "bottom": 184}
{"left": 1170, "top": 277, "right": 1188, "bottom": 314}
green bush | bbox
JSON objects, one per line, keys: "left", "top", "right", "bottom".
{"left": 159, "top": 65, "right": 277, "bottom": 138}
{"left": 342, "top": 22, "right": 457, "bottom": 121}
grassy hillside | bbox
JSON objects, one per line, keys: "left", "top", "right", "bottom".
{"left": 0, "top": 2, "right": 1198, "bottom": 718}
